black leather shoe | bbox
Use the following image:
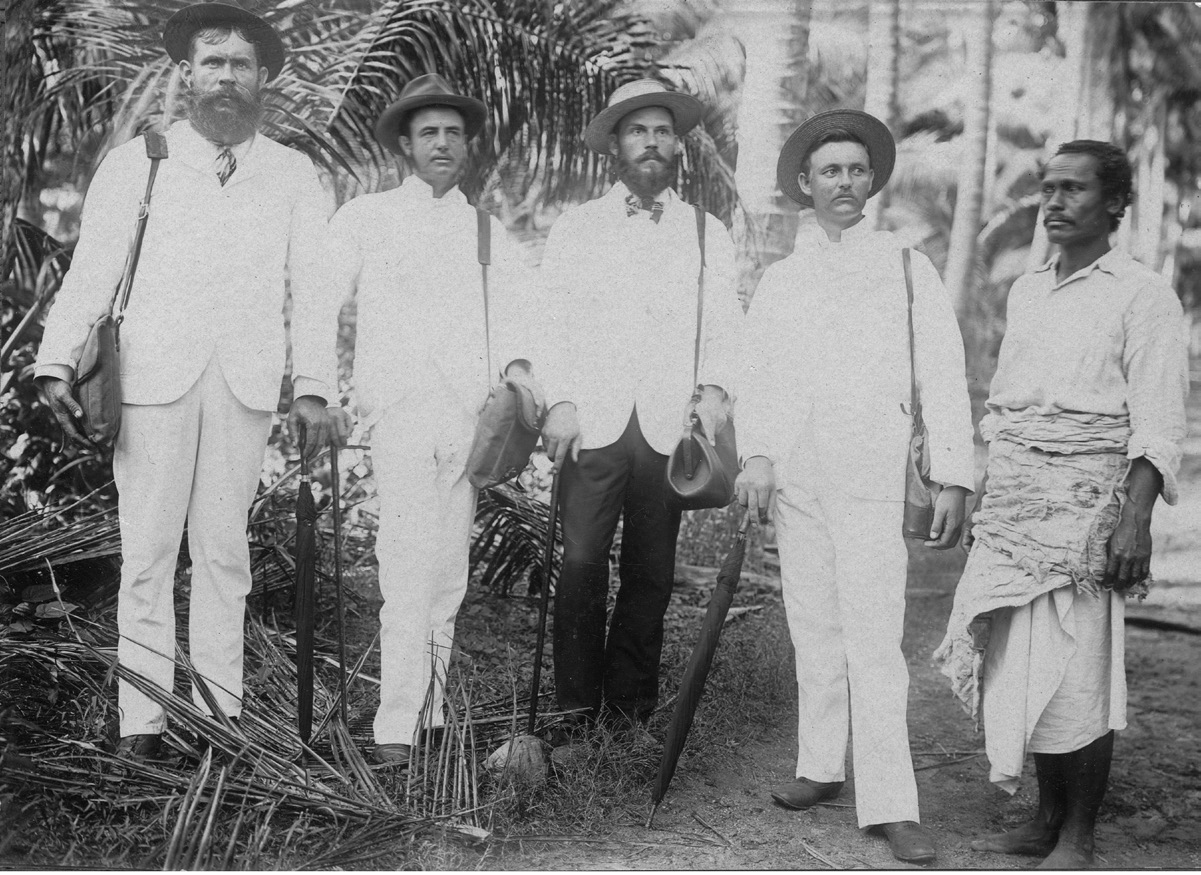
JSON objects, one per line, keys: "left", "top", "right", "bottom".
{"left": 769, "top": 777, "right": 844, "bottom": 809}
{"left": 877, "top": 820, "right": 936, "bottom": 864}
{"left": 115, "top": 733, "right": 164, "bottom": 763}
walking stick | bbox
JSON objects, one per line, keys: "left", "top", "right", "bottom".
{"left": 527, "top": 471, "right": 560, "bottom": 735}
{"left": 329, "top": 440, "right": 350, "bottom": 725}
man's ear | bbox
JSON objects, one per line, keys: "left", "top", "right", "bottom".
{"left": 179, "top": 60, "right": 193, "bottom": 88}
{"left": 256, "top": 66, "right": 268, "bottom": 90}
{"left": 797, "top": 171, "right": 812, "bottom": 199}
{"left": 398, "top": 135, "right": 413, "bottom": 161}
{"left": 608, "top": 132, "right": 619, "bottom": 158}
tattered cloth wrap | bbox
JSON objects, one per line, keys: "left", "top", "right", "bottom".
{"left": 934, "top": 409, "right": 1149, "bottom": 724}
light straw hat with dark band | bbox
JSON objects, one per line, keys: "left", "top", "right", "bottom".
{"left": 373, "top": 74, "right": 487, "bottom": 155}
{"left": 584, "top": 79, "right": 704, "bottom": 154}
{"left": 776, "top": 109, "right": 896, "bottom": 206}
{"left": 164, "top": 2, "right": 285, "bottom": 81}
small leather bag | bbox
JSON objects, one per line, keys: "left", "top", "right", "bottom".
{"left": 901, "top": 247, "right": 939, "bottom": 539}
{"left": 665, "top": 207, "right": 738, "bottom": 510}
{"left": 466, "top": 209, "right": 544, "bottom": 489}
{"left": 75, "top": 132, "right": 168, "bottom": 445}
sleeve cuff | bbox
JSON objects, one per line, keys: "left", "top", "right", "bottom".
{"left": 1127, "top": 435, "right": 1183, "bottom": 505}
{"left": 292, "top": 377, "right": 332, "bottom": 406}
{"left": 34, "top": 363, "right": 76, "bottom": 385}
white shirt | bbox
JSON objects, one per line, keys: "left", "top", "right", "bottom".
{"left": 536, "top": 182, "right": 744, "bottom": 453}
{"left": 739, "top": 220, "right": 976, "bottom": 499}
{"left": 325, "top": 175, "right": 534, "bottom": 418}
{"left": 984, "top": 249, "right": 1188, "bottom": 503}
{"left": 36, "top": 121, "right": 335, "bottom": 411}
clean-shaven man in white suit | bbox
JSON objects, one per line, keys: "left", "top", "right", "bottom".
{"left": 735, "top": 110, "right": 975, "bottom": 864}
{"left": 537, "top": 79, "right": 744, "bottom": 739}
{"left": 36, "top": 3, "right": 341, "bottom": 762}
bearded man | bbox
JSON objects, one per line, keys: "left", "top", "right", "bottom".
{"left": 36, "top": 3, "right": 340, "bottom": 761}
{"left": 537, "top": 79, "right": 744, "bottom": 739}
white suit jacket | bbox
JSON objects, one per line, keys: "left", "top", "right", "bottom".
{"left": 738, "top": 222, "right": 976, "bottom": 500}
{"left": 325, "top": 176, "right": 535, "bottom": 421}
{"left": 36, "top": 122, "right": 336, "bottom": 411}
{"left": 536, "top": 182, "right": 744, "bottom": 454}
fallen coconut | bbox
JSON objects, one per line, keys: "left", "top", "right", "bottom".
{"left": 485, "top": 733, "right": 550, "bottom": 785}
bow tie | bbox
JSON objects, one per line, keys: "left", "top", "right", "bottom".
{"left": 625, "top": 193, "right": 664, "bottom": 223}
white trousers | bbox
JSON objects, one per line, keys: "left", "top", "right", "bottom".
{"left": 775, "top": 477, "right": 919, "bottom": 827}
{"left": 113, "top": 359, "right": 272, "bottom": 736}
{"left": 370, "top": 402, "right": 477, "bottom": 745}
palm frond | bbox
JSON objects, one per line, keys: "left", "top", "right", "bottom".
{"left": 471, "top": 483, "right": 559, "bottom": 597}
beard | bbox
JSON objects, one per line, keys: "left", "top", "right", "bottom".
{"left": 616, "top": 150, "right": 676, "bottom": 199}
{"left": 187, "top": 85, "right": 263, "bottom": 145}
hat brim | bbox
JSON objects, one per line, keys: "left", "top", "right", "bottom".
{"left": 776, "top": 109, "right": 896, "bottom": 206}
{"left": 584, "top": 92, "right": 704, "bottom": 154}
{"left": 164, "top": 3, "right": 285, "bottom": 81}
{"left": 374, "top": 94, "right": 488, "bottom": 155}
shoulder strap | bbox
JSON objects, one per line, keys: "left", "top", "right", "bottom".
{"left": 902, "top": 247, "right": 922, "bottom": 425}
{"left": 477, "top": 208, "right": 492, "bottom": 380}
{"left": 692, "top": 206, "right": 706, "bottom": 388}
{"left": 113, "top": 131, "right": 169, "bottom": 319}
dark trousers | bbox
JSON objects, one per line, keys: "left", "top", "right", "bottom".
{"left": 553, "top": 409, "right": 682, "bottom": 722}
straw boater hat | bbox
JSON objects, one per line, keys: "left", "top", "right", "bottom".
{"left": 164, "top": 2, "right": 286, "bottom": 82}
{"left": 584, "top": 79, "right": 704, "bottom": 154}
{"left": 373, "top": 74, "right": 488, "bottom": 156}
{"left": 776, "top": 109, "right": 896, "bottom": 207}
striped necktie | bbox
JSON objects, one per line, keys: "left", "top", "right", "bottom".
{"left": 216, "top": 147, "right": 236, "bottom": 186}
{"left": 625, "top": 193, "right": 664, "bottom": 224}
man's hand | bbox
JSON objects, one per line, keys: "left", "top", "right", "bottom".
{"left": 1104, "top": 458, "right": 1161, "bottom": 591}
{"left": 735, "top": 456, "right": 775, "bottom": 524}
{"left": 542, "top": 402, "right": 582, "bottom": 471}
{"left": 288, "top": 395, "right": 348, "bottom": 456}
{"left": 692, "top": 384, "right": 729, "bottom": 446}
{"left": 37, "top": 376, "right": 92, "bottom": 446}
{"left": 925, "top": 485, "right": 970, "bottom": 550}
{"left": 504, "top": 362, "right": 546, "bottom": 420}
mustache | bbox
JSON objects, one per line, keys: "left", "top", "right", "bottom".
{"left": 638, "top": 151, "right": 665, "bottom": 163}
{"left": 187, "top": 84, "right": 262, "bottom": 143}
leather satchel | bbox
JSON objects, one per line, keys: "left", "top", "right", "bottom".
{"left": 466, "top": 209, "right": 544, "bottom": 489}
{"left": 666, "top": 207, "right": 738, "bottom": 509}
{"left": 74, "top": 131, "right": 168, "bottom": 445}
{"left": 900, "top": 247, "right": 939, "bottom": 539}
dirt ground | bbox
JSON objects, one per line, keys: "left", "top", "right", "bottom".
{"left": 478, "top": 390, "right": 1201, "bottom": 870}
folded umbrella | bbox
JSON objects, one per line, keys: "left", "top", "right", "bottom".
{"left": 648, "top": 512, "right": 751, "bottom": 824}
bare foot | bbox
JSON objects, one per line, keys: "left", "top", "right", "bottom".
{"left": 970, "top": 819, "right": 1058, "bottom": 856}
{"left": 1036, "top": 834, "right": 1095, "bottom": 869}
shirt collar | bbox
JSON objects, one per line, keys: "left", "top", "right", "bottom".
{"left": 1039, "top": 247, "right": 1124, "bottom": 287}
{"left": 794, "top": 214, "right": 874, "bottom": 251}
{"left": 607, "top": 180, "right": 677, "bottom": 213}
{"left": 174, "top": 120, "right": 255, "bottom": 162}
{"left": 397, "top": 173, "right": 468, "bottom": 207}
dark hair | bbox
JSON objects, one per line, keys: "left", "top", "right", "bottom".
{"left": 189, "top": 25, "right": 261, "bottom": 68}
{"left": 399, "top": 103, "right": 466, "bottom": 141}
{"left": 799, "top": 128, "right": 868, "bottom": 176}
{"left": 1049, "top": 140, "right": 1133, "bottom": 231}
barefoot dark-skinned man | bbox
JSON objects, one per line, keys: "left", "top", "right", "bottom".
{"left": 935, "top": 140, "right": 1188, "bottom": 868}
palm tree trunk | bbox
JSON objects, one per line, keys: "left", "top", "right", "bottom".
{"left": 862, "top": 0, "right": 899, "bottom": 230}
{"left": 942, "top": 0, "right": 994, "bottom": 318}
{"left": 1, "top": 0, "right": 38, "bottom": 284}
{"left": 1136, "top": 100, "right": 1166, "bottom": 270}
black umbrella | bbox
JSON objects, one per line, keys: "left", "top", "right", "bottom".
{"left": 294, "top": 427, "right": 318, "bottom": 743}
{"left": 527, "top": 471, "right": 560, "bottom": 734}
{"left": 649, "top": 511, "right": 751, "bottom": 823}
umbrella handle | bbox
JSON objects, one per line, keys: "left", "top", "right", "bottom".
{"left": 328, "top": 439, "right": 350, "bottom": 725}
{"left": 298, "top": 424, "right": 309, "bottom": 478}
{"left": 527, "top": 472, "right": 560, "bottom": 736}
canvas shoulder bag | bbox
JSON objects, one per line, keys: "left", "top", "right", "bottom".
{"left": 75, "top": 131, "right": 168, "bottom": 445}
{"left": 466, "top": 208, "right": 544, "bottom": 489}
{"left": 665, "top": 206, "right": 739, "bottom": 509}
{"left": 901, "top": 247, "right": 939, "bottom": 539}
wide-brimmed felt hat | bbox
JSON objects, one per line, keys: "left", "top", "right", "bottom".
{"left": 164, "top": 2, "right": 285, "bottom": 81}
{"left": 776, "top": 109, "right": 896, "bottom": 206}
{"left": 584, "top": 79, "right": 704, "bottom": 154}
{"left": 373, "top": 74, "right": 487, "bottom": 155}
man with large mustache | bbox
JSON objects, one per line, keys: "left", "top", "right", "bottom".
{"left": 536, "top": 80, "right": 744, "bottom": 741}
{"left": 36, "top": 2, "right": 340, "bottom": 762}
